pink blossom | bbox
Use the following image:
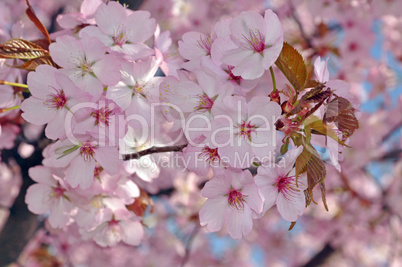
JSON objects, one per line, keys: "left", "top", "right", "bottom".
{"left": 222, "top": 10, "right": 283, "bottom": 79}
{"left": 48, "top": 138, "right": 122, "bottom": 189}
{"left": 49, "top": 35, "right": 121, "bottom": 99}
{"left": 178, "top": 18, "right": 231, "bottom": 70}
{"left": 107, "top": 58, "right": 162, "bottom": 130}
{"left": 80, "top": 208, "right": 143, "bottom": 247}
{"left": 255, "top": 146, "right": 307, "bottom": 221}
{"left": 79, "top": 1, "right": 156, "bottom": 61}
{"left": 20, "top": 65, "right": 85, "bottom": 140}
{"left": 205, "top": 95, "right": 281, "bottom": 168}
{"left": 199, "top": 168, "right": 264, "bottom": 239}
{"left": 25, "top": 166, "right": 75, "bottom": 228}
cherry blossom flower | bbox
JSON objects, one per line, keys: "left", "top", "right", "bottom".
{"left": 49, "top": 35, "right": 121, "bottom": 99}
{"left": 79, "top": 1, "right": 156, "bottom": 61}
{"left": 205, "top": 95, "right": 281, "bottom": 168}
{"left": 222, "top": 10, "right": 283, "bottom": 79}
{"left": 25, "top": 166, "right": 75, "bottom": 228}
{"left": 48, "top": 138, "right": 122, "bottom": 190}
{"left": 80, "top": 208, "right": 143, "bottom": 247}
{"left": 20, "top": 65, "right": 85, "bottom": 140}
{"left": 107, "top": 57, "right": 162, "bottom": 130}
{"left": 199, "top": 168, "right": 264, "bottom": 239}
{"left": 255, "top": 146, "right": 307, "bottom": 221}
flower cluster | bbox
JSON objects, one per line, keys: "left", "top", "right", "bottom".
{"left": 0, "top": 0, "right": 359, "bottom": 246}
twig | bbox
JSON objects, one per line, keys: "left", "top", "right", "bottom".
{"left": 180, "top": 225, "right": 200, "bottom": 267}
{"left": 121, "top": 144, "right": 187, "bottom": 161}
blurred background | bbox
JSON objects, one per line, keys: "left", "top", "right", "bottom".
{"left": 0, "top": 0, "right": 401, "bottom": 266}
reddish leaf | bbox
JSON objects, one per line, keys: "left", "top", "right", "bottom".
{"left": 324, "top": 96, "right": 359, "bottom": 138}
{"left": 275, "top": 42, "right": 307, "bottom": 92}
{"left": 296, "top": 141, "right": 326, "bottom": 205}
{"left": 288, "top": 221, "right": 297, "bottom": 231}
{"left": 0, "top": 39, "right": 47, "bottom": 59}
{"left": 25, "top": 0, "right": 51, "bottom": 45}
{"left": 320, "top": 183, "right": 329, "bottom": 211}
{"left": 126, "top": 188, "right": 154, "bottom": 217}
{"left": 12, "top": 55, "right": 56, "bottom": 71}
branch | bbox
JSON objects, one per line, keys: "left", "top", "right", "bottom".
{"left": 0, "top": 143, "right": 44, "bottom": 265}
{"left": 121, "top": 144, "right": 187, "bottom": 161}
{"left": 289, "top": 3, "right": 314, "bottom": 50}
{"left": 180, "top": 224, "right": 200, "bottom": 267}
{"left": 301, "top": 243, "right": 335, "bottom": 267}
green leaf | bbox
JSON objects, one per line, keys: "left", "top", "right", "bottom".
{"left": 56, "top": 145, "right": 80, "bottom": 159}
{"left": 280, "top": 141, "right": 289, "bottom": 155}
{"left": 304, "top": 117, "right": 350, "bottom": 147}
{"left": 275, "top": 42, "right": 307, "bottom": 92}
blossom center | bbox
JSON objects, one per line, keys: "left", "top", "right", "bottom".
{"left": 197, "top": 32, "right": 217, "bottom": 55}
{"left": 50, "top": 186, "right": 65, "bottom": 199}
{"left": 79, "top": 58, "right": 93, "bottom": 76}
{"left": 235, "top": 120, "right": 257, "bottom": 141}
{"left": 194, "top": 94, "right": 214, "bottom": 112}
{"left": 44, "top": 89, "right": 67, "bottom": 109}
{"left": 242, "top": 29, "right": 265, "bottom": 53}
{"left": 91, "top": 107, "right": 114, "bottom": 126}
{"left": 227, "top": 66, "right": 242, "bottom": 84}
{"left": 227, "top": 188, "right": 247, "bottom": 210}
{"left": 113, "top": 31, "right": 128, "bottom": 47}
{"left": 132, "top": 83, "right": 147, "bottom": 98}
{"left": 199, "top": 146, "right": 220, "bottom": 165}
{"left": 274, "top": 175, "right": 300, "bottom": 201}
{"left": 80, "top": 142, "right": 95, "bottom": 162}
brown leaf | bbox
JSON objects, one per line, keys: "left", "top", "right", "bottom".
{"left": 320, "top": 183, "right": 329, "bottom": 211}
{"left": 25, "top": 0, "right": 51, "bottom": 45}
{"left": 296, "top": 141, "right": 326, "bottom": 204}
{"left": 324, "top": 96, "right": 359, "bottom": 138}
{"left": 12, "top": 55, "right": 56, "bottom": 71}
{"left": 304, "top": 79, "right": 322, "bottom": 89}
{"left": 0, "top": 39, "right": 48, "bottom": 59}
{"left": 126, "top": 188, "right": 154, "bottom": 217}
{"left": 288, "top": 221, "right": 297, "bottom": 231}
{"left": 275, "top": 42, "right": 307, "bottom": 92}
{"left": 304, "top": 117, "right": 349, "bottom": 147}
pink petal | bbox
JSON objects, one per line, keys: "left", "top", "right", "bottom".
{"left": 25, "top": 184, "right": 52, "bottom": 214}
{"left": 65, "top": 156, "right": 96, "bottom": 189}
{"left": 225, "top": 205, "right": 252, "bottom": 239}
{"left": 231, "top": 52, "right": 265, "bottom": 80}
{"left": 27, "top": 65, "right": 58, "bottom": 99}
{"left": 120, "top": 220, "right": 143, "bottom": 246}
{"left": 20, "top": 97, "right": 56, "bottom": 125}
{"left": 230, "top": 11, "right": 266, "bottom": 43}
{"left": 126, "top": 10, "right": 156, "bottom": 43}
{"left": 48, "top": 198, "right": 73, "bottom": 228}
{"left": 95, "top": 2, "right": 127, "bottom": 37}
{"left": 28, "top": 166, "right": 56, "bottom": 186}
{"left": 263, "top": 9, "right": 284, "bottom": 46}
{"left": 45, "top": 109, "right": 68, "bottom": 140}
{"left": 93, "top": 54, "right": 121, "bottom": 86}
{"left": 94, "top": 146, "right": 122, "bottom": 175}
{"left": 276, "top": 191, "right": 306, "bottom": 222}
{"left": 79, "top": 26, "right": 114, "bottom": 47}
{"left": 81, "top": 37, "right": 108, "bottom": 62}
{"left": 178, "top": 32, "right": 209, "bottom": 60}
{"left": 200, "top": 176, "right": 231, "bottom": 198}
{"left": 199, "top": 197, "right": 227, "bottom": 232}
{"left": 50, "top": 36, "right": 84, "bottom": 69}
{"left": 241, "top": 183, "right": 264, "bottom": 214}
